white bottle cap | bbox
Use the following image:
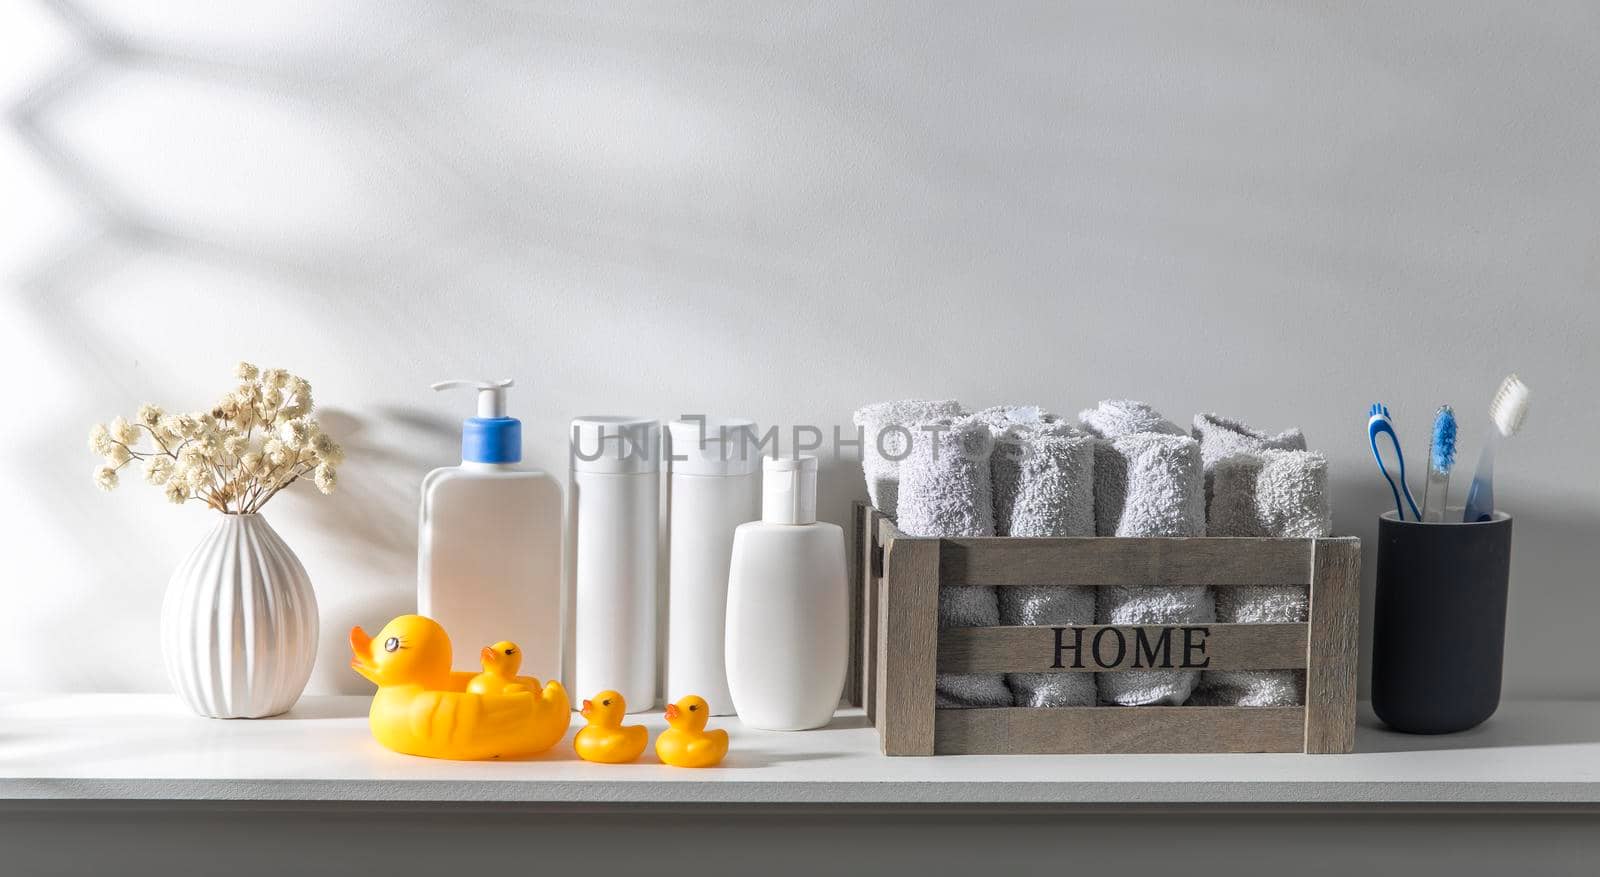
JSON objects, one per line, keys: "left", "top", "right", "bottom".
{"left": 762, "top": 455, "right": 818, "bottom": 525}
{"left": 570, "top": 416, "right": 661, "bottom": 474}
{"left": 667, "top": 417, "right": 761, "bottom": 477}
{"left": 431, "top": 379, "right": 513, "bottom": 418}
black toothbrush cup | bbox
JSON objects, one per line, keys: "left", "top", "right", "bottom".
{"left": 1371, "top": 511, "right": 1513, "bottom": 734}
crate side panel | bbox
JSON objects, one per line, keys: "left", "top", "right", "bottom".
{"left": 1305, "top": 538, "right": 1362, "bottom": 754}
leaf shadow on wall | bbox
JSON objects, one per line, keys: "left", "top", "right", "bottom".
{"left": 287, "top": 406, "right": 459, "bottom": 696}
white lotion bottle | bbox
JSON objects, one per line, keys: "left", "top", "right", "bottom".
{"left": 725, "top": 455, "right": 848, "bottom": 731}
{"left": 419, "top": 379, "right": 562, "bottom": 679}
{"left": 666, "top": 417, "right": 762, "bottom": 715}
{"left": 570, "top": 416, "right": 660, "bottom": 712}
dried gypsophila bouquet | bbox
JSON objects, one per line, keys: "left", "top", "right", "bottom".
{"left": 88, "top": 363, "right": 343, "bottom": 513}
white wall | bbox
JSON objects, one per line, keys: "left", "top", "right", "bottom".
{"left": 3, "top": 1, "right": 1596, "bottom": 699}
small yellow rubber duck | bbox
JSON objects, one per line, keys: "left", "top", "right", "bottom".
{"left": 574, "top": 690, "right": 648, "bottom": 764}
{"left": 466, "top": 641, "right": 539, "bottom": 695}
{"left": 655, "top": 694, "right": 728, "bottom": 768}
{"left": 350, "top": 615, "right": 570, "bottom": 760}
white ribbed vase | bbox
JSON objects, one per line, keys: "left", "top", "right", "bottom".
{"left": 160, "top": 514, "right": 319, "bottom": 718}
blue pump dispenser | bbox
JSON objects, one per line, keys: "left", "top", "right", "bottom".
{"left": 432, "top": 379, "right": 521, "bottom": 463}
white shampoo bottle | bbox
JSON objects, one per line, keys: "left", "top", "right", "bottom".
{"left": 419, "top": 379, "right": 563, "bottom": 679}
{"left": 666, "top": 417, "right": 762, "bottom": 715}
{"left": 725, "top": 455, "right": 848, "bottom": 731}
{"left": 570, "top": 416, "right": 660, "bottom": 712}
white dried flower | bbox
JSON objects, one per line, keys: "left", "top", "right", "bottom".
{"left": 264, "top": 439, "right": 291, "bottom": 467}
{"left": 163, "top": 479, "right": 189, "bottom": 504}
{"left": 109, "top": 416, "right": 139, "bottom": 444}
{"left": 240, "top": 452, "right": 264, "bottom": 476}
{"left": 261, "top": 387, "right": 284, "bottom": 410}
{"left": 278, "top": 419, "right": 312, "bottom": 449}
{"left": 281, "top": 377, "right": 312, "bottom": 417}
{"left": 137, "top": 404, "right": 163, "bottom": 427}
{"left": 311, "top": 432, "right": 345, "bottom": 465}
{"left": 313, "top": 463, "right": 337, "bottom": 495}
{"left": 93, "top": 465, "right": 119, "bottom": 491}
{"left": 235, "top": 382, "right": 259, "bottom": 403}
{"left": 235, "top": 361, "right": 259, "bottom": 381}
{"left": 104, "top": 443, "right": 132, "bottom": 466}
{"left": 223, "top": 435, "right": 248, "bottom": 457}
{"left": 89, "top": 423, "right": 113, "bottom": 455}
{"left": 162, "top": 414, "right": 199, "bottom": 439}
{"left": 178, "top": 445, "right": 206, "bottom": 470}
{"left": 144, "top": 457, "right": 174, "bottom": 485}
{"left": 185, "top": 465, "right": 210, "bottom": 490}
{"left": 193, "top": 433, "right": 221, "bottom": 458}
{"left": 261, "top": 368, "right": 289, "bottom": 389}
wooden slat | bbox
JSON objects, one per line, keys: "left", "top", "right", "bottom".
{"left": 934, "top": 707, "right": 1307, "bottom": 754}
{"left": 1305, "top": 537, "right": 1362, "bottom": 754}
{"left": 860, "top": 504, "right": 885, "bottom": 723}
{"left": 845, "top": 503, "right": 865, "bottom": 707}
{"left": 938, "top": 623, "right": 1309, "bottom": 673}
{"left": 939, "top": 536, "right": 1314, "bottom": 586}
{"left": 878, "top": 530, "right": 939, "bottom": 756}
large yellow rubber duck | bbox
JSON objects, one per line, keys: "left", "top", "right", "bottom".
{"left": 350, "top": 615, "right": 570, "bottom": 760}
{"left": 466, "top": 641, "right": 539, "bottom": 695}
{"left": 575, "top": 690, "right": 648, "bottom": 764}
{"left": 655, "top": 695, "right": 728, "bottom": 768}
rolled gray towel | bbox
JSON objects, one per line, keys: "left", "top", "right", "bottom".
{"left": 974, "top": 404, "right": 1067, "bottom": 432}
{"left": 989, "top": 419, "right": 1081, "bottom": 537}
{"left": 1090, "top": 431, "right": 1212, "bottom": 706}
{"left": 852, "top": 399, "right": 965, "bottom": 516}
{"left": 1078, "top": 399, "right": 1186, "bottom": 439}
{"left": 1191, "top": 412, "right": 1306, "bottom": 508}
{"left": 1192, "top": 448, "right": 1330, "bottom": 707}
{"left": 993, "top": 427, "right": 1097, "bottom": 707}
{"left": 897, "top": 416, "right": 1010, "bottom": 708}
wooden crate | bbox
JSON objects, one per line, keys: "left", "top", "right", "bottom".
{"left": 848, "top": 501, "right": 1361, "bottom": 755}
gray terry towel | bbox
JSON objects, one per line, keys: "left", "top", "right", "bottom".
{"left": 1088, "top": 431, "right": 1212, "bottom": 706}
{"left": 852, "top": 399, "right": 965, "bottom": 517}
{"left": 897, "top": 416, "right": 1011, "bottom": 708}
{"left": 1191, "top": 412, "right": 1306, "bottom": 508}
{"left": 1191, "top": 448, "right": 1331, "bottom": 707}
{"left": 993, "top": 426, "right": 1097, "bottom": 707}
{"left": 1078, "top": 399, "right": 1187, "bottom": 440}
{"left": 988, "top": 418, "right": 1080, "bottom": 537}
{"left": 974, "top": 404, "right": 1068, "bottom": 433}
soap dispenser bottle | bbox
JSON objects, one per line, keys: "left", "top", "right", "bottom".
{"left": 419, "top": 379, "right": 563, "bottom": 680}
{"left": 725, "top": 455, "right": 848, "bottom": 731}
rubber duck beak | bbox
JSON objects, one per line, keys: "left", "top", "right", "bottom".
{"left": 664, "top": 704, "right": 680, "bottom": 721}
{"left": 580, "top": 700, "right": 593, "bottom": 717}
{"left": 480, "top": 645, "right": 494, "bottom": 663}
{"left": 349, "top": 626, "right": 379, "bottom": 685}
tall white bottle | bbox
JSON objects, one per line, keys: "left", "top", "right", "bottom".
{"left": 419, "top": 379, "right": 563, "bottom": 679}
{"left": 570, "top": 415, "right": 660, "bottom": 712}
{"left": 725, "top": 455, "right": 848, "bottom": 731}
{"left": 666, "top": 417, "right": 762, "bottom": 716}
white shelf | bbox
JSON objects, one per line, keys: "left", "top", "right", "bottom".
{"left": 4, "top": 695, "right": 1599, "bottom": 806}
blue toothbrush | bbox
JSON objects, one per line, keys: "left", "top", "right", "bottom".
{"left": 1369, "top": 403, "right": 1420, "bottom": 521}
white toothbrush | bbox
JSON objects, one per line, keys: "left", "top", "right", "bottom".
{"left": 1462, "top": 374, "right": 1530, "bottom": 523}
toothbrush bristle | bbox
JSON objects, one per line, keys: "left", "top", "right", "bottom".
{"left": 1430, "top": 405, "right": 1457, "bottom": 473}
{"left": 1489, "top": 373, "right": 1530, "bottom": 437}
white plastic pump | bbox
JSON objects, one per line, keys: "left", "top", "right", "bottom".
{"left": 431, "top": 379, "right": 514, "bottom": 418}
